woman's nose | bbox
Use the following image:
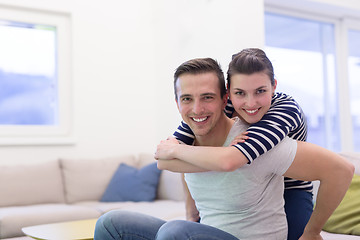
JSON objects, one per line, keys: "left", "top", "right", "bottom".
{"left": 245, "top": 95, "right": 256, "bottom": 108}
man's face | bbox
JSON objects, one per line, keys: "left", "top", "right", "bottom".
{"left": 229, "top": 72, "right": 276, "bottom": 124}
{"left": 175, "top": 72, "right": 227, "bottom": 138}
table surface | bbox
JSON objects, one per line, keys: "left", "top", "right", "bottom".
{"left": 22, "top": 218, "right": 98, "bottom": 240}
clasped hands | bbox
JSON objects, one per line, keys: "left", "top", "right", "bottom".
{"left": 154, "top": 137, "right": 179, "bottom": 160}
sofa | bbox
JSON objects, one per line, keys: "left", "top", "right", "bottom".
{"left": 0, "top": 153, "right": 186, "bottom": 239}
{"left": 1, "top": 152, "right": 360, "bottom": 240}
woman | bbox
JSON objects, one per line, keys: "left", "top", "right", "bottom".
{"left": 171, "top": 48, "right": 312, "bottom": 240}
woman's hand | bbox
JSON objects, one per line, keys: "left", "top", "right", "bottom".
{"left": 230, "top": 131, "right": 249, "bottom": 145}
{"left": 298, "top": 232, "right": 323, "bottom": 240}
{"left": 155, "top": 137, "right": 179, "bottom": 160}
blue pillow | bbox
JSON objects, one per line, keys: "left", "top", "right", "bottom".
{"left": 101, "top": 162, "right": 162, "bottom": 202}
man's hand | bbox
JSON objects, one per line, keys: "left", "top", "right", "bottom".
{"left": 230, "top": 131, "right": 249, "bottom": 145}
{"left": 155, "top": 137, "right": 179, "bottom": 160}
{"left": 186, "top": 204, "right": 200, "bottom": 222}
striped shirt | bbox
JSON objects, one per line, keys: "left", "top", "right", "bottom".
{"left": 173, "top": 92, "right": 312, "bottom": 191}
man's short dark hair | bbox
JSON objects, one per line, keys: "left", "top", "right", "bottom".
{"left": 174, "top": 58, "right": 226, "bottom": 99}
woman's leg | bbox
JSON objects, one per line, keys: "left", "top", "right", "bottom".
{"left": 94, "top": 210, "right": 166, "bottom": 240}
{"left": 156, "top": 220, "right": 239, "bottom": 240}
{"left": 284, "top": 189, "right": 313, "bottom": 240}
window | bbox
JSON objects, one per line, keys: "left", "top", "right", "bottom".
{"left": 0, "top": 6, "right": 72, "bottom": 145}
{"left": 264, "top": 12, "right": 340, "bottom": 151}
{"left": 0, "top": 20, "right": 57, "bottom": 125}
{"left": 348, "top": 29, "right": 360, "bottom": 151}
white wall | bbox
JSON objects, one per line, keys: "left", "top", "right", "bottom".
{"left": 0, "top": 0, "right": 264, "bottom": 164}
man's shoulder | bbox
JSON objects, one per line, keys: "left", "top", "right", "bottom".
{"left": 223, "top": 117, "right": 248, "bottom": 147}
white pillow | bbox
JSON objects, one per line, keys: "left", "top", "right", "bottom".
{"left": 60, "top": 155, "right": 136, "bottom": 203}
{"left": 0, "top": 160, "right": 65, "bottom": 207}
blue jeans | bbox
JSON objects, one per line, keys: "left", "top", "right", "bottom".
{"left": 284, "top": 189, "right": 314, "bottom": 240}
{"left": 94, "top": 210, "right": 239, "bottom": 240}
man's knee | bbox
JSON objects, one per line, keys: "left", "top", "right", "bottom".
{"left": 94, "top": 210, "right": 130, "bottom": 240}
{"left": 156, "top": 220, "right": 189, "bottom": 239}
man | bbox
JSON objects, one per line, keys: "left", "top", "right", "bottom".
{"left": 94, "top": 58, "right": 354, "bottom": 240}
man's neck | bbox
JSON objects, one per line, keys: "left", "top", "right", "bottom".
{"left": 194, "top": 116, "right": 234, "bottom": 147}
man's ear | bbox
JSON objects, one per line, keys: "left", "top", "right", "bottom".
{"left": 222, "top": 93, "right": 228, "bottom": 109}
{"left": 175, "top": 97, "right": 180, "bottom": 111}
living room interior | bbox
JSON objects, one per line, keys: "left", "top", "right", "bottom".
{"left": 0, "top": 0, "right": 359, "bottom": 239}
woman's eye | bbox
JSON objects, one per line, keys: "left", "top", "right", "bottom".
{"left": 257, "top": 89, "right": 266, "bottom": 94}
{"left": 235, "top": 91, "right": 244, "bottom": 95}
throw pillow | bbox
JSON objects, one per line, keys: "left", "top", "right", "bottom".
{"left": 101, "top": 162, "right": 162, "bottom": 202}
{"left": 322, "top": 174, "right": 360, "bottom": 235}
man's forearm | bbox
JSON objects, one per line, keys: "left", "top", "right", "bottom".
{"left": 285, "top": 142, "right": 354, "bottom": 237}
{"left": 303, "top": 167, "right": 354, "bottom": 236}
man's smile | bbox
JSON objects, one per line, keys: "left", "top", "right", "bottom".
{"left": 192, "top": 117, "right": 208, "bottom": 122}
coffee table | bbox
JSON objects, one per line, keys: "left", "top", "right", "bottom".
{"left": 22, "top": 218, "right": 97, "bottom": 240}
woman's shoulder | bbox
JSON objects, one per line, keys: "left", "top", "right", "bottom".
{"left": 272, "top": 92, "right": 299, "bottom": 107}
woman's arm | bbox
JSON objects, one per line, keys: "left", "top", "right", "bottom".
{"left": 156, "top": 158, "right": 207, "bottom": 173}
{"left": 173, "top": 121, "right": 195, "bottom": 145}
{"left": 155, "top": 137, "right": 248, "bottom": 172}
{"left": 167, "top": 93, "right": 305, "bottom": 170}
{"left": 231, "top": 93, "right": 306, "bottom": 163}
{"left": 284, "top": 141, "right": 354, "bottom": 239}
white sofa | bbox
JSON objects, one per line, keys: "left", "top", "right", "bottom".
{"left": 0, "top": 153, "right": 185, "bottom": 239}
{"left": 1, "top": 152, "right": 359, "bottom": 240}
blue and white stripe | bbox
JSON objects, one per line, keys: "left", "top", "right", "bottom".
{"left": 174, "top": 92, "right": 312, "bottom": 191}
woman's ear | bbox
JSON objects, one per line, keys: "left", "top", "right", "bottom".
{"left": 272, "top": 79, "right": 278, "bottom": 95}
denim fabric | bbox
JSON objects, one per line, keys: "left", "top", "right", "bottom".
{"left": 284, "top": 189, "right": 314, "bottom": 240}
{"left": 94, "top": 210, "right": 239, "bottom": 240}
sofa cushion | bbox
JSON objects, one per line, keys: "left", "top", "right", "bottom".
{"left": 101, "top": 162, "right": 161, "bottom": 202}
{"left": 138, "top": 153, "right": 185, "bottom": 201}
{"left": 75, "top": 200, "right": 186, "bottom": 221}
{"left": 323, "top": 174, "right": 360, "bottom": 235}
{"left": 60, "top": 155, "right": 136, "bottom": 203}
{"left": 0, "top": 204, "right": 100, "bottom": 239}
{"left": 0, "top": 160, "right": 65, "bottom": 207}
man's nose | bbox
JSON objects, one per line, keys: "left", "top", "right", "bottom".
{"left": 192, "top": 100, "right": 204, "bottom": 114}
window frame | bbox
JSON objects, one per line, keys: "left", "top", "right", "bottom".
{"left": 265, "top": 2, "right": 360, "bottom": 152}
{"left": 0, "top": 5, "right": 73, "bottom": 145}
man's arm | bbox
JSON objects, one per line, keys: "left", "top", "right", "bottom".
{"left": 181, "top": 173, "right": 200, "bottom": 222}
{"left": 284, "top": 141, "right": 354, "bottom": 239}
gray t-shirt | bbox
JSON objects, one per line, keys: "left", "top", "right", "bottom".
{"left": 185, "top": 118, "right": 297, "bottom": 240}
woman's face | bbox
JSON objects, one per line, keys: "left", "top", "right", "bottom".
{"left": 229, "top": 72, "right": 276, "bottom": 124}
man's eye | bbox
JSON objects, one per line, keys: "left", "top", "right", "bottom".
{"left": 182, "top": 97, "right": 191, "bottom": 102}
